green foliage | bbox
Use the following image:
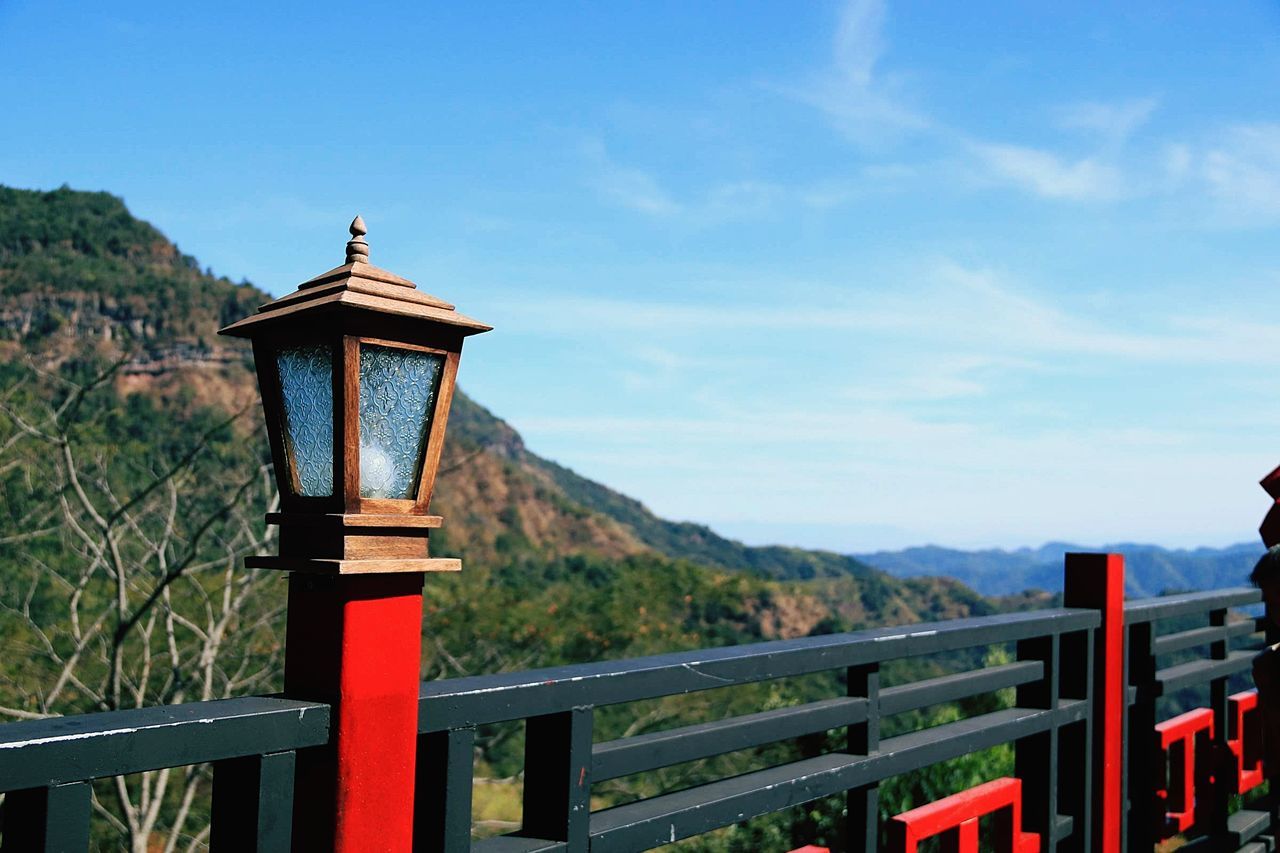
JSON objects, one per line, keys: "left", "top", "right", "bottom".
{"left": 0, "top": 354, "right": 283, "bottom": 850}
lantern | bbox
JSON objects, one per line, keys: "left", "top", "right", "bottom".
{"left": 219, "top": 216, "right": 490, "bottom": 573}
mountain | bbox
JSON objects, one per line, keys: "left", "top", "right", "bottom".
{"left": 0, "top": 184, "right": 1005, "bottom": 630}
{"left": 856, "top": 541, "right": 1264, "bottom": 598}
{"left": 0, "top": 185, "right": 881, "bottom": 582}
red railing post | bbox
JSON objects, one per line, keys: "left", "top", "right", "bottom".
{"left": 282, "top": 572, "right": 426, "bottom": 851}
{"left": 1063, "top": 552, "right": 1125, "bottom": 853}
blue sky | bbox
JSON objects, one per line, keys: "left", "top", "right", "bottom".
{"left": 5, "top": 1, "right": 1280, "bottom": 551}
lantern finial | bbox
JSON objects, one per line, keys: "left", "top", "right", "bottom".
{"left": 346, "top": 215, "right": 369, "bottom": 264}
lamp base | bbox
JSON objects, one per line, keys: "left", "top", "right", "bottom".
{"left": 245, "top": 556, "right": 461, "bottom": 575}
{"left": 266, "top": 512, "right": 448, "bottom": 563}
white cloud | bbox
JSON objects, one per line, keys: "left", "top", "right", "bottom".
{"left": 490, "top": 259, "right": 1280, "bottom": 369}
{"left": 582, "top": 138, "right": 791, "bottom": 221}
{"left": 582, "top": 140, "right": 681, "bottom": 216}
{"left": 960, "top": 97, "right": 1164, "bottom": 203}
{"left": 1054, "top": 97, "right": 1159, "bottom": 142}
{"left": 1201, "top": 122, "right": 1280, "bottom": 221}
{"left": 833, "top": 0, "right": 886, "bottom": 86}
{"left": 780, "top": 0, "right": 928, "bottom": 144}
{"left": 970, "top": 109, "right": 1280, "bottom": 220}
{"left": 584, "top": 139, "right": 876, "bottom": 222}
{"left": 970, "top": 142, "right": 1126, "bottom": 201}
{"left": 838, "top": 367, "right": 986, "bottom": 403}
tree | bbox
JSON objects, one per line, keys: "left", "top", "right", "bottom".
{"left": 0, "top": 356, "right": 284, "bottom": 852}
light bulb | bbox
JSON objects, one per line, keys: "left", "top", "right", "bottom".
{"left": 360, "top": 441, "right": 396, "bottom": 498}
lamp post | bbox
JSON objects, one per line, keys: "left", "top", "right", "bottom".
{"left": 219, "top": 217, "right": 490, "bottom": 850}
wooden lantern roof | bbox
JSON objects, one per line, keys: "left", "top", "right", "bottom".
{"left": 219, "top": 216, "right": 491, "bottom": 339}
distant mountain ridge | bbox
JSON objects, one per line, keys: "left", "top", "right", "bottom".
{"left": 855, "top": 541, "right": 1264, "bottom": 598}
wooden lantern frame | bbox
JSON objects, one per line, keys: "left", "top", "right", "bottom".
{"left": 219, "top": 222, "right": 490, "bottom": 575}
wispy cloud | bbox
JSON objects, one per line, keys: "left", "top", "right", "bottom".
{"left": 965, "top": 95, "right": 1160, "bottom": 201}
{"left": 582, "top": 137, "right": 875, "bottom": 221}
{"left": 971, "top": 111, "right": 1280, "bottom": 219}
{"left": 779, "top": 0, "right": 928, "bottom": 144}
{"left": 1053, "top": 97, "right": 1159, "bottom": 143}
{"left": 491, "top": 259, "right": 1280, "bottom": 367}
{"left": 1201, "top": 122, "right": 1280, "bottom": 222}
{"left": 835, "top": 354, "right": 1033, "bottom": 403}
{"left": 781, "top": 2, "right": 1159, "bottom": 205}
{"left": 582, "top": 139, "right": 681, "bottom": 216}
{"left": 970, "top": 142, "right": 1127, "bottom": 201}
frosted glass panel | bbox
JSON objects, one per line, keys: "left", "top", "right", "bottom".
{"left": 275, "top": 344, "right": 334, "bottom": 497}
{"left": 359, "top": 344, "right": 444, "bottom": 499}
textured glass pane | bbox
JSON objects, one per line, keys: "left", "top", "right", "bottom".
{"left": 275, "top": 344, "right": 334, "bottom": 497}
{"left": 359, "top": 344, "right": 444, "bottom": 499}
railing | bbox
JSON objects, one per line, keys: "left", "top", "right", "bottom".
{"left": 1124, "top": 587, "right": 1274, "bottom": 852}
{"left": 0, "top": 553, "right": 1274, "bottom": 852}
{"left": 0, "top": 697, "right": 329, "bottom": 851}
{"left": 415, "top": 608, "right": 1096, "bottom": 852}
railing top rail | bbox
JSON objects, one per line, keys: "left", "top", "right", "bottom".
{"left": 418, "top": 607, "right": 1098, "bottom": 732}
{"left": 0, "top": 696, "right": 330, "bottom": 793}
{"left": 1124, "top": 586, "right": 1258, "bottom": 625}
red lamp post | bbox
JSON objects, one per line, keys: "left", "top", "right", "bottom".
{"left": 220, "top": 217, "right": 490, "bottom": 850}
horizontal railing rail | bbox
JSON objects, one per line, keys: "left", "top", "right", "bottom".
{"left": 587, "top": 659, "right": 1047, "bottom": 784}
{"left": 1124, "top": 587, "right": 1261, "bottom": 624}
{"left": 580, "top": 703, "right": 1089, "bottom": 853}
{"left": 0, "top": 696, "right": 330, "bottom": 792}
{"left": 417, "top": 608, "right": 1096, "bottom": 729}
{"left": 0, "top": 696, "right": 330, "bottom": 852}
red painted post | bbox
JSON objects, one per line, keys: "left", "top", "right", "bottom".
{"left": 1063, "top": 552, "right": 1124, "bottom": 853}
{"left": 283, "top": 572, "right": 427, "bottom": 851}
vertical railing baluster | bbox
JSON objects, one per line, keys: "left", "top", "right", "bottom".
{"left": 211, "top": 750, "right": 297, "bottom": 852}
{"left": 519, "top": 706, "right": 594, "bottom": 851}
{"left": 1057, "top": 625, "right": 1095, "bottom": 853}
{"left": 1206, "top": 607, "right": 1230, "bottom": 838}
{"left": 1015, "top": 631, "right": 1058, "bottom": 845}
{"left": 414, "top": 726, "right": 476, "bottom": 853}
{"left": 1, "top": 781, "right": 90, "bottom": 853}
{"left": 847, "top": 662, "right": 880, "bottom": 851}
{"left": 1126, "top": 620, "right": 1158, "bottom": 851}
